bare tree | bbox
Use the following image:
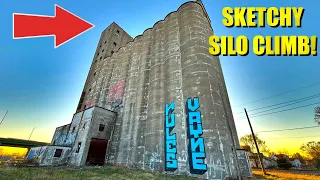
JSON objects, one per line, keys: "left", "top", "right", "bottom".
{"left": 315, "top": 107, "right": 320, "bottom": 125}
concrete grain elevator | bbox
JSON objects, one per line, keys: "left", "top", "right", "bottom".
{"left": 26, "top": 1, "right": 251, "bottom": 179}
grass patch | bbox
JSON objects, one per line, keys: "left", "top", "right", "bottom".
{"left": 3, "top": 166, "right": 319, "bottom": 179}
{"left": 0, "top": 166, "right": 197, "bottom": 180}
{"left": 252, "top": 169, "right": 320, "bottom": 180}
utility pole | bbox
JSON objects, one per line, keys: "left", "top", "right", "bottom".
{"left": 29, "top": 127, "right": 36, "bottom": 140}
{"left": 0, "top": 110, "right": 8, "bottom": 125}
{"left": 244, "top": 108, "right": 267, "bottom": 175}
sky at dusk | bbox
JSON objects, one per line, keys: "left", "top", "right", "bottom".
{"left": 0, "top": 0, "right": 319, "bottom": 154}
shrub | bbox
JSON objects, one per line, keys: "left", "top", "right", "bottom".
{"left": 315, "top": 159, "right": 320, "bottom": 169}
{"left": 277, "top": 157, "right": 292, "bottom": 170}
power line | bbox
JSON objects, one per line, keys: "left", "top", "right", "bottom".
{"left": 234, "top": 93, "right": 320, "bottom": 115}
{"left": 29, "top": 127, "right": 36, "bottom": 140}
{"left": 266, "top": 135, "right": 320, "bottom": 140}
{"left": 237, "top": 95, "right": 320, "bottom": 119}
{"left": 256, "top": 125, "right": 319, "bottom": 133}
{"left": 234, "top": 82, "right": 320, "bottom": 108}
{"left": 237, "top": 101, "right": 320, "bottom": 120}
{"left": 0, "top": 110, "right": 8, "bottom": 125}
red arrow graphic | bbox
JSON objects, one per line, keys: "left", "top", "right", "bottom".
{"left": 13, "top": 4, "right": 94, "bottom": 48}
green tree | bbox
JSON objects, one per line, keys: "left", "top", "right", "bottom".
{"left": 240, "top": 134, "right": 270, "bottom": 154}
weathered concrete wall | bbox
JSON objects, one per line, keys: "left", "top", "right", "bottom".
{"left": 69, "top": 107, "right": 116, "bottom": 166}
{"left": 64, "top": 112, "right": 83, "bottom": 146}
{"left": 40, "top": 146, "right": 72, "bottom": 166}
{"left": 69, "top": 108, "right": 94, "bottom": 166}
{"left": 26, "top": 146, "right": 48, "bottom": 164}
{"left": 88, "top": 107, "right": 116, "bottom": 140}
{"left": 26, "top": 146, "right": 71, "bottom": 166}
{"left": 90, "top": 107, "right": 117, "bottom": 164}
{"left": 237, "top": 150, "right": 252, "bottom": 177}
{"left": 51, "top": 124, "right": 70, "bottom": 146}
{"left": 69, "top": 0, "right": 245, "bottom": 179}
{"left": 77, "top": 23, "right": 133, "bottom": 112}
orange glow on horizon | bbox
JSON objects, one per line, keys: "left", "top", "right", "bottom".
{"left": 0, "top": 146, "right": 28, "bottom": 156}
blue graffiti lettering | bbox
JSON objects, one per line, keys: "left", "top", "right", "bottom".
{"left": 166, "top": 153, "right": 177, "bottom": 169}
{"left": 186, "top": 97, "right": 207, "bottom": 174}
{"left": 165, "top": 101, "right": 177, "bottom": 171}
{"left": 191, "top": 152, "right": 207, "bottom": 171}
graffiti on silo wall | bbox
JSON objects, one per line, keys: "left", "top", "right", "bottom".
{"left": 164, "top": 101, "right": 178, "bottom": 171}
{"left": 164, "top": 98, "right": 207, "bottom": 174}
{"left": 186, "top": 97, "right": 207, "bottom": 174}
{"left": 108, "top": 80, "right": 124, "bottom": 102}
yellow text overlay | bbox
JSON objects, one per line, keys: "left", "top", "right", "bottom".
{"left": 209, "top": 35, "right": 318, "bottom": 56}
{"left": 222, "top": 7, "right": 304, "bottom": 27}
{"left": 208, "top": 7, "right": 318, "bottom": 56}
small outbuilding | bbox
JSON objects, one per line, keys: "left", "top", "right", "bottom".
{"left": 26, "top": 146, "right": 71, "bottom": 166}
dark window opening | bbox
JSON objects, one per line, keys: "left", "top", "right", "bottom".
{"left": 94, "top": 72, "right": 96, "bottom": 76}
{"left": 116, "top": 30, "right": 120, "bottom": 33}
{"left": 95, "top": 60, "right": 98, "bottom": 63}
{"left": 89, "top": 88, "right": 92, "bottom": 92}
{"left": 83, "top": 123, "right": 86, "bottom": 130}
{"left": 111, "top": 51, "right": 114, "bottom": 55}
{"left": 100, "top": 56, "right": 102, "bottom": 60}
{"left": 113, "top": 42, "right": 117, "bottom": 46}
{"left": 97, "top": 53, "right": 99, "bottom": 56}
{"left": 102, "top": 49, "right": 104, "bottom": 52}
{"left": 104, "top": 41, "right": 106, "bottom": 44}
{"left": 72, "top": 126, "right": 76, "bottom": 133}
{"left": 76, "top": 142, "right": 82, "bottom": 153}
{"left": 99, "top": 124, "right": 105, "bottom": 132}
{"left": 54, "top": 149, "right": 62, "bottom": 157}
{"left": 99, "top": 45, "right": 101, "bottom": 48}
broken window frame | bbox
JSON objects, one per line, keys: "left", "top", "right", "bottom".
{"left": 99, "top": 124, "right": 105, "bottom": 132}
{"left": 54, "top": 149, "right": 63, "bottom": 157}
{"left": 76, "top": 142, "right": 82, "bottom": 153}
